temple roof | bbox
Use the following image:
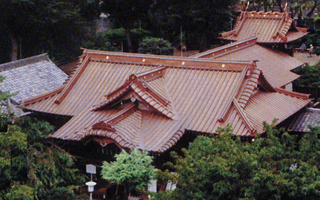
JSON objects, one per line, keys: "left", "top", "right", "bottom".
{"left": 192, "top": 37, "right": 303, "bottom": 88}
{"left": 288, "top": 107, "right": 320, "bottom": 132}
{"left": 0, "top": 53, "right": 68, "bottom": 117}
{"left": 23, "top": 50, "right": 310, "bottom": 153}
{"left": 220, "top": 11, "right": 308, "bottom": 43}
{"left": 0, "top": 53, "right": 68, "bottom": 103}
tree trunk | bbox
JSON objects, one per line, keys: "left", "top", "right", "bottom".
{"left": 297, "top": 12, "right": 303, "bottom": 27}
{"left": 124, "top": 184, "right": 129, "bottom": 200}
{"left": 307, "top": 1, "right": 318, "bottom": 18}
{"left": 9, "top": 31, "right": 18, "bottom": 61}
{"left": 199, "top": 32, "right": 207, "bottom": 52}
{"left": 125, "top": 24, "right": 133, "bottom": 53}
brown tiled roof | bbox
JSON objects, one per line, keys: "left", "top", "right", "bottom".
{"left": 23, "top": 50, "right": 310, "bottom": 153}
{"left": 220, "top": 11, "right": 308, "bottom": 43}
{"left": 192, "top": 37, "right": 303, "bottom": 88}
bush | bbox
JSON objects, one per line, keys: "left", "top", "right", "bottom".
{"left": 293, "top": 64, "right": 320, "bottom": 86}
{"left": 138, "top": 37, "right": 174, "bottom": 55}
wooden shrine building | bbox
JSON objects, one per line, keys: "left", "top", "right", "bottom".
{"left": 22, "top": 50, "right": 310, "bottom": 161}
{"left": 220, "top": 10, "right": 308, "bottom": 44}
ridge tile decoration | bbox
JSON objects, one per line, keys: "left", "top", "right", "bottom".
{"left": 23, "top": 50, "right": 311, "bottom": 153}
{"left": 220, "top": 11, "right": 308, "bottom": 43}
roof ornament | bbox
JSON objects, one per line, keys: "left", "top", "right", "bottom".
{"left": 281, "top": 3, "right": 288, "bottom": 13}
{"left": 246, "top": 1, "right": 250, "bottom": 12}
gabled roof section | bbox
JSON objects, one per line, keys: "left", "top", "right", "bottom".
{"left": 244, "top": 88, "right": 310, "bottom": 133}
{"left": 0, "top": 53, "right": 68, "bottom": 103}
{"left": 220, "top": 11, "right": 308, "bottom": 43}
{"left": 93, "top": 67, "right": 176, "bottom": 119}
{"left": 192, "top": 38, "right": 303, "bottom": 88}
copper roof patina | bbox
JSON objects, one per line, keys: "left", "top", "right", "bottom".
{"left": 23, "top": 50, "right": 310, "bottom": 153}
{"left": 220, "top": 11, "right": 308, "bottom": 43}
{"left": 192, "top": 37, "right": 303, "bottom": 88}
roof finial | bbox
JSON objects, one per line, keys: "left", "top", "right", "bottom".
{"left": 281, "top": 3, "right": 288, "bottom": 13}
{"left": 246, "top": 1, "right": 250, "bottom": 12}
{"left": 284, "top": 2, "right": 288, "bottom": 13}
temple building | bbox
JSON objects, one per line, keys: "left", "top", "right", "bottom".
{"left": 219, "top": 10, "right": 308, "bottom": 44}
{"left": 22, "top": 50, "right": 310, "bottom": 158}
{"left": 216, "top": 10, "right": 309, "bottom": 91}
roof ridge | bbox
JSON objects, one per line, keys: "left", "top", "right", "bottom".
{"left": 232, "top": 99, "right": 257, "bottom": 136}
{"left": 219, "top": 65, "right": 249, "bottom": 122}
{"left": 238, "top": 68, "right": 261, "bottom": 107}
{"left": 191, "top": 37, "right": 257, "bottom": 58}
{"left": 0, "top": 53, "right": 49, "bottom": 72}
{"left": 92, "top": 103, "right": 137, "bottom": 131}
{"left": 84, "top": 49, "right": 254, "bottom": 71}
{"left": 22, "top": 86, "right": 64, "bottom": 107}
{"left": 131, "top": 76, "right": 175, "bottom": 119}
{"left": 275, "top": 87, "right": 310, "bottom": 100}
{"left": 54, "top": 55, "right": 90, "bottom": 104}
{"left": 134, "top": 66, "right": 166, "bottom": 81}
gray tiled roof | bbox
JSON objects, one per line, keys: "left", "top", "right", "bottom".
{"left": 0, "top": 53, "right": 68, "bottom": 103}
{"left": 288, "top": 107, "right": 320, "bottom": 132}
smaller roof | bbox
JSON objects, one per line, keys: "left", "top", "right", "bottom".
{"left": 220, "top": 11, "right": 308, "bottom": 43}
{"left": 192, "top": 37, "right": 303, "bottom": 88}
{"left": 288, "top": 107, "right": 320, "bottom": 132}
{"left": 0, "top": 53, "right": 68, "bottom": 103}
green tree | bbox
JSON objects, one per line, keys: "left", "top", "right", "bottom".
{"left": 101, "top": 149, "right": 156, "bottom": 200}
{"left": 83, "top": 27, "right": 152, "bottom": 51}
{"left": 151, "top": 122, "right": 320, "bottom": 200}
{"left": 0, "top": 118, "right": 86, "bottom": 200}
{"left": 150, "top": 0, "right": 238, "bottom": 52}
{"left": 293, "top": 64, "right": 320, "bottom": 86}
{"left": 138, "top": 37, "right": 174, "bottom": 55}
{"left": 5, "top": 184, "right": 34, "bottom": 200}
{"left": 100, "top": 0, "right": 153, "bottom": 52}
{"left": 0, "top": 0, "right": 86, "bottom": 63}
{"left": 151, "top": 124, "right": 254, "bottom": 200}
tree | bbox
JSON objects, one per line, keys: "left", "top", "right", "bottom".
{"left": 100, "top": 0, "right": 153, "bottom": 52}
{"left": 138, "top": 37, "right": 174, "bottom": 55}
{"left": 150, "top": 0, "right": 238, "bottom": 52}
{"left": 83, "top": 27, "right": 152, "bottom": 52}
{"left": 0, "top": 0, "right": 86, "bottom": 63}
{"left": 101, "top": 149, "right": 156, "bottom": 200}
{"left": 293, "top": 63, "right": 320, "bottom": 86}
{"left": 151, "top": 124, "right": 254, "bottom": 200}
{"left": 4, "top": 184, "right": 34, "bottom": 200}
{"left": 151, "top": 122, "right": 320, "bottom": 200}
{"left": 0, "top": 118, "right": 86, "bottom": 200}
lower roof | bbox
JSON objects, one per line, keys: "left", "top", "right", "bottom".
{"left": 288, "top": 107, "right": 320, "bottom": 132}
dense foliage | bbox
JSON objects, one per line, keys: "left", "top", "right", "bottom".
{"left": 151, "top": 122, "right": 320, "bottom": 200}
{"left": 138, "top": 37, "right": 174, "bottom": 55}
{"left": 149, "top": 0, "right": 238, "bottom": 52}
{"left": 83, "top": 28, "right": 152, "bottom": 52}
{"left": 100, "top": 0, "right": 153, "bottom": 52}
{"left": 101, "top": 149, "right": 156, "bottom": 200}
{"left": 293, "top": 64, "right": 320, "bottom": 86}
{"left": 0, "top": 0, "right": 89, "bottom": 63}
{"left": 0, "top": 118, "right": 86, "bottom": 200}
